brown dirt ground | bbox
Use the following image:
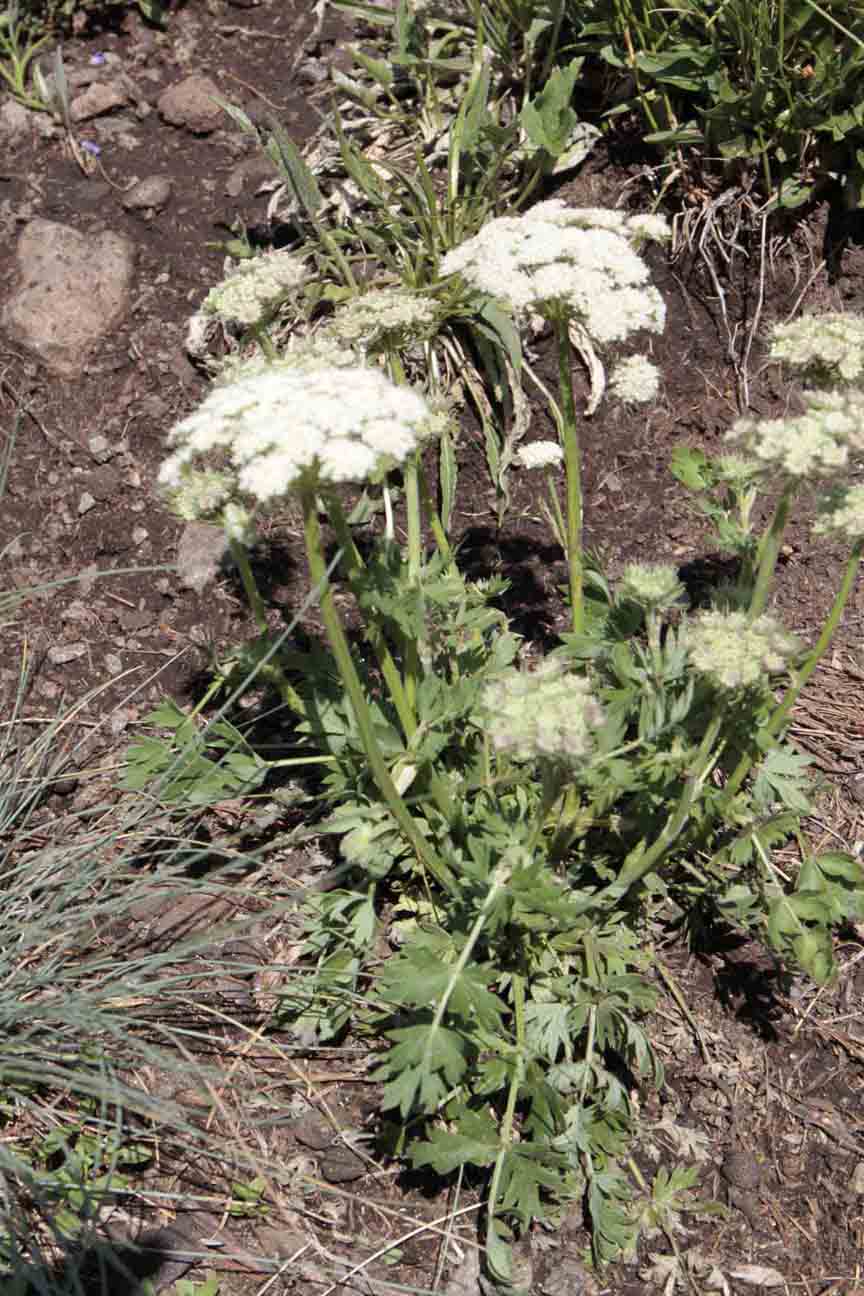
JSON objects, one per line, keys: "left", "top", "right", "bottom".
{"left": 3, "top": 3, "right": 864, "bottom": 1293}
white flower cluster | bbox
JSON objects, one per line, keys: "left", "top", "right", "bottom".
{"left": 686, "top": 610, "right": 800, "bottom": 691}
{"left": 440, "top": 200, "right": 668, "bottom": 342}
{"left": 330, "top": 287, "right": 438, "bottom": 352}
{"left": 202, "top": 251, "right": 309, "bottom": 327}
{"left": 814, "top": 483, "right": 864, "bottom": 542}
{"left": 159, "top": 358, "right": 434, "bottom": 509}
{"left": 609, "top": 355, "right": 660, "bottom": 404}
{"left": 482, "top": 660, "right": 604, "bottom": 764}
{"left": 517, "top": 440, "right": 564, "bottom": 470}
{"left": 618, "top": 563, "right": 683, "bottom": 609}
{"left": 726, "top": 388, "right": 864, "bottom": 480}
{"left": 771, "top": 312, "right": 864, "bottom": 385}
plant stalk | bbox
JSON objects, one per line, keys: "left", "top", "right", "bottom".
{"left": 748, "top": 479, "right": 797, "bottom": 619}
{"left": 554, "top": 312, "right": 585, "bottom": 634}
{"left": 301, "top": 486, "right": 456, "bottom": 892}
{"left": 721, "top": 540, "right": 863, "bottom": 808}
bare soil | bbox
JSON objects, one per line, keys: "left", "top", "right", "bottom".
{"left": 3, "top": 3, "right": 864, "bottom": 1293}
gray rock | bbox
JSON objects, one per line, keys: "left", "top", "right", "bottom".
{"left": 2, "top": 219, "right": 135, "bottom": 378}
{"left": 176, "top": 521, "right": 227, "bottom": 593}
{"left": 319, "top": 1144, "right": 366, "bottom": 1183}
{"left": 70, "top": 80, "right": 129, "bottom": 121}
{"left": 157, "top": 75, "right": 223, "bottom": 134}
{"left": 121, "top": 175, "right": 173, "bottom": 212}
{"left": 48, "top": 642, "right": 88, "bottom": 664}
{"left": 293, "top": 1113, "right": 332, "bottom": 1151}
{"left": 0, "top": 97, "right": 34, "bottom": 142}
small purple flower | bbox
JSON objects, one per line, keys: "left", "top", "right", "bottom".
{"left": 90, "top": 52, "right": 106, "bottom": 65}
{"left": 80, "top": 140, "right": 101, "bottom": 157}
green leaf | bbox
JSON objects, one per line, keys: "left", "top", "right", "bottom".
{"left": 373, "top": 1023, "right": 470, "bottom": 1116}
{"left": 519, "top": 59, "right": 582, "bottom": 157}
{"left": 379, "top": 944, "right": 504, "bottom": 1030}
{"left": 753, "top": 745, "right": 813, "bottom": 813}
{"left": 265, "top": 117, "right": 323, "bottom": 217}
{"left": 670, "top": 444, "right": 710, "bottom": 491}
{"left": 410, "top": 1108, "right": 499, "bottom": 1173}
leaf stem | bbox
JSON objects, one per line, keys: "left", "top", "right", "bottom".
{"left": 721, "top": 540, "right": 863, "bottom": 807}
{"left": 749, "top": 479, "right": 797, "bottom": 619}
{"left": 301, "top": 485, "right": 456, "bottom": 893}
{"left": 553, "top": 312, "right": 584, "bottom": 634}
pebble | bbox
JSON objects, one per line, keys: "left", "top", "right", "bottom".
{"left": 319, "top": 1145, "right": 366, "bottom": 1183}
{"left": 121, "top": 175, "right": 173, "bottom": 213}
{"left": 48, "top": 643, "right": 88, "bottom": 664}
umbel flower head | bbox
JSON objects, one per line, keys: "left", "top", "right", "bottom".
{"left": 517, "top": 440, "right": 564, "bottom": 470}
{"left": 482, "top": 659, "right": 604, "bottom": 764}
{"left": 726, "top": 388, "right": 864, "bottom": 480}
{"left": 330, "top": 287, "right": 438, "bottom": 353}
{"left": 609, "top": 355, "right": 660, "bottom": 404}
{"left": 159, "top": 358, "right": 434, "bottom": 510}
{"left": 202, "top": 250, "right": 309, "bottom": 327}
{"left": 814, "top": 483, "right": 864, "bottom": 542}
{"left": 770, "top": 312, "right": 864, "bottom": 385}
{"left": 440, "top": 200, "right": 668, "bottom": 343}
{"left": 686, "top": 610, "right": 801, "bottom": 691}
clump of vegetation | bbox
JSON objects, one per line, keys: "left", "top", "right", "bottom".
{"left": 5, "top": 0, "right": 864, "bottom": 1289}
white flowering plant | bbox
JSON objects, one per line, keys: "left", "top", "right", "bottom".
{"left": 442, "top": 200, "right": 669, "bottom": 636}
{"left": 120, "top": 282, "right": 864, "bottom": 1281}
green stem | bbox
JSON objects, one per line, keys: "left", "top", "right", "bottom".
{"left": 527, "top": 764, "right": 566, "bottom": 852}
{"left": 749, "top": 479, "right": 797, "bottom": 619}
{"left": 402, "top": 454, "right": 423, "bottom": 717}
{"left": 545, "top": 469, "right": 568, "bottom": 553}
{"left": 721, "top": 540, "right": 863, "bottom": 808}
{"left": 554, "top": 312, "right": 584, "bottom": 634}
{"left": 417, "top": 463, "right": 457, "bottom": 574}
{"left": 301, "top": 486, "right": 456, "bottom": 893}
{"left": 600, "top": 714, "right": 725, "bottom": 905}
{"left": 324, "top": 490, "right": 417, "bottom": 743}
{"left": 251, "top": 324, "right": 277, "bottom": 361}
{"left": 229, "top": 537, "right": 268, "bottom": 634}
{"left": 485, "top": 968, "right": 526, "bottom": 1282}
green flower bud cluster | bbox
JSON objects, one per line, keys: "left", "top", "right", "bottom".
{"left": 618, "top": 563, "right": 684, "bottom": 611}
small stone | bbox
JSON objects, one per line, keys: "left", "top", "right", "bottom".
{"left": 48, "top": 643, "right": 88, "bottom": 665}
{"left": 70, "top": 80, "right": 129, "bottom": 121}
{"left": 78, "top": 492, "right": 97, "bottom": 515}
{"left": 293, "top": 1114, "right": 332, "bottom": 1151}
{"left": 60, "top": 600, "right": 92, "bottom": 622}
{"left": 158, "top": 75, "right": 223, "bottom": 134}
{"left": 319, "top": 1145, "right": 366, "bottom": 1183}
{"left": 88, "top": 433, "right": 112, "bottom": 462}
{"left": 721, "top": 1145, "right": 762, "bottom": 1191}
{"left": 105, "top": 653, "right": 123, "bottom": 675}
{"left": 132, "top": 526, "right": 149, "bottom": 544}
{"left": 176, "top": 521, "right": 227, "bottom": 593}
{"left": 121, "top": 175, "right": 173, "bottom": 213}
{"left": 0, "top": 97, "right": 34, "bottom": 142}
{"left": 52, "top": 777, "right": 79, "bottom": 797}
{"left": 852, "top": 1161, "right": 864, "bottom": 1195}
